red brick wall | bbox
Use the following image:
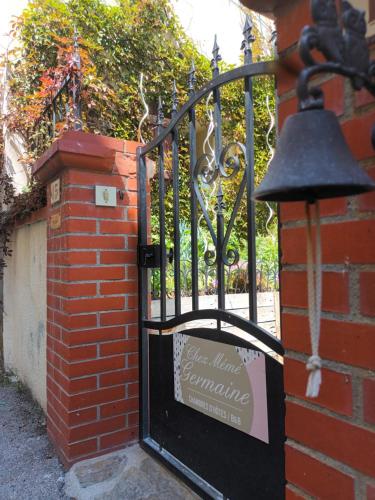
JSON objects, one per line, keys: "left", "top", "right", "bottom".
{"left": 34, "top": 132, "right": 140, "bottom": 467}
{"left": 275, "top": 1, "right": 375, "bottom": 498}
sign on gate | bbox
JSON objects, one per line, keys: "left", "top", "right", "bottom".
{"left": 173, "top": 333, "right": 269, "bottom": 443}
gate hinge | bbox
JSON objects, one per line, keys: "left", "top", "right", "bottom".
{"left": 138, "top": 244, "right": 161, "bottom": 268}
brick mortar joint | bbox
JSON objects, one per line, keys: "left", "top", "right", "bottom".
{"left": 282, "top": 305, "right": 375, "bottom": 325}
{"left": 51, "top": 294, "right": 126, "bottom": 300}
{"left": 281, "top": 211, "right": 375, "bottom": 229}
{"left": 286, "top": 350, "right": 374, "bottom": 429}
{"left": 63, "top": 184, "right": 95, "bottom": 190}
{"left": 284, "top": 482, "right": 310, "bottom": 499}
{"left": 278, "top": 42, "right": 298, "bottom": 60}
{"left": 65, "top": 417, "right": 138, "bottom": 434}
{"left": 278, "top": 71, "right": 341, "bottom": 105}
{"left": 286, "top": 439, "right": 373, "bottom": 483}
{"left": 51, "top": 350, "right": 136, "bottom": 365}
{"left": 285, "top": 350, "right": 373, "bottom": 378}
{"left": 64, "top": 431, "right": 138, "bottom": 450}
{"left": 47, "top": 364, "right": 100, "bottom": 380}
{"left": 353, "top": 100, "right": 375, "bottom": 118}
{"left": 52, "top": 216, "right": 136, "bottom": 223}
{"left": 352, "top": 371, "right": 364, "bottom": 422}
{"left": 285, "top": 394, "right": 375, "bottom": 432}
{"left": 47, "top": 266, "right": 134, "bottom": 272}
{"left": 349, "top": 268, "right": 361, "bottom": 319}
{"left": 282, "top": 263, "right": 375, "bottom": 272}
{"left": 47, "top": 386, "right": 136, "bottom": 416}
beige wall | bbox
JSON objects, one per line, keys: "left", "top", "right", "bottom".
{"left": 3, "top": 220, "right": 47, "bottom": 410}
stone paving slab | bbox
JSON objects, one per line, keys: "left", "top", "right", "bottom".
{"left": 64, "top": 445, "right": 200, "bottom": 500}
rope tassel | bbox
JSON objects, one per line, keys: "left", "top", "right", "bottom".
{"left": 305, "top": 201, "right": 322, "bottom": 398}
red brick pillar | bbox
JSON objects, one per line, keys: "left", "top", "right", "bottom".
{"left": 33, "top": 131, "right": 140, "bottom": 467}
{"left": 274, "top": 2, "right": 375, "bottom": 499}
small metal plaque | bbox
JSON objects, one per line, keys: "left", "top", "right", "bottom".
{"left": 95, "top": 186, "right": 117, "bottom": 207}
{"left": 50, "top": 213, "right": 61, "bottom": 230}
{"left": 50, "top": 178, "right": 61, "bottom": 205}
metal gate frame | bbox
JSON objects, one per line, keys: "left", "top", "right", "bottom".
{"left": 137, "top": 26, "right": 284, "bottom": 498}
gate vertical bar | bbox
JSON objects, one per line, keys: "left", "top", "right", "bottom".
{"left": 243, "top": 17, "right": 257, "bottom": 323}
{"left": 172, "top": 82, "right": 181, "bottom": 316}
{"left": 58, "top": 93, "right": 63, "bottom": 121}
{"left": 137, "top": 148, "right": 150, "bottom": 439}
{"left": 188, "top": 62, "right": 199, "bottom": 311}
{"left": 72, "top": 27, "right": 82, "bottom": 131}
{"left": 212, "top": 36, "right": 225, "bottom": 312}
{"left": 216, "top": 182, "right": 225, "bottom": 313}
{"left": 157, "top": 97, "right": 167, "bottom": 321}
{"left": 52, "top": 98, "right": 56, "bottom": 139}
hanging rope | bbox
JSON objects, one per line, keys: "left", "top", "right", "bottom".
{"left": 305, "top": 200, "right": 322, "bottom": 398}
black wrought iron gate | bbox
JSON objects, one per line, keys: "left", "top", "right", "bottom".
{"left": 137, "top": 24, "right": 285, "bottom": 500}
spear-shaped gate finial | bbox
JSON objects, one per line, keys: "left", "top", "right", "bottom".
{"left": 171, "top": 80, "right": 178, "bottom": 117}
{"left": 211, "top": 34, "right": 222, "bottom": 77}
{"left": 72, "top": 26, "right": 81, "bottom": 69}
{"left": 157, "top": 96, "right": 164, "bottom": 129}
{"left": 188, "top": 60, "right": 196, "bottom": 95}
{"left": 241, "top": 15, "right": 255, "bottom": 64}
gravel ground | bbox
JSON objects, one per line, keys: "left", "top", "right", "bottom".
{"left": 0, "top": 373, "right": 67, "bottom": 500}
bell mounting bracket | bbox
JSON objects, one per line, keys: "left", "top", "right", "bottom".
{"left": 297, "top": 0, "right": 375, "bottom": 124}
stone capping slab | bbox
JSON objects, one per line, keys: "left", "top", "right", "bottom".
{"left": 15, "top": 206, "right": 48, "bottom": 228}
{"left": 32, "top": 131, "right": 121, "bottom": 183}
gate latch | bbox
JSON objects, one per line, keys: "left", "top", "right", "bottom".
{"left": 138, "top": 244, "right": 161, "bottom": 268}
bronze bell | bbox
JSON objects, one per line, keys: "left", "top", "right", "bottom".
{"left": 253, "top": 109, "right": 375, "bottom": 202}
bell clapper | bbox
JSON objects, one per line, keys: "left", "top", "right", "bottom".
{"left": 305, "top": 200, "right": 322, "bottom": 398}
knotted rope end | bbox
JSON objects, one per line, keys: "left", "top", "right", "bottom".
{"left": 305, "top": 355, "right": 322, "bottom": 398}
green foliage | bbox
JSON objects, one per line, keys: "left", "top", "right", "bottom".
{"left": 8, "top": 0, "right": 211, "bottom": 152}
{"left": 3, "top": 0, "right": 211, "bottom": 267}
{"left": 5, "top": 0, "right": 277, "bottom": 277}
{"left": 256, "top": 224, "right": 279, "bottom": 290}
{"left": 218, "top": 72, "right": 277, "bottom": 239}
{"left": 151, "top": 221, "right": 279, "bottom": 300}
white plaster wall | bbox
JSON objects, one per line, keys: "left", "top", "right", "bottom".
{"left": 3, "top": 220, "right": 47, "bottom": 411}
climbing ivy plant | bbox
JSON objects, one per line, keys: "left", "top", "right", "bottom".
{"left": 7, "top": 0, "right": 211, "bottom": 157}
{"left": 1, "top": 0, "right": 276, "bottom": 272}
